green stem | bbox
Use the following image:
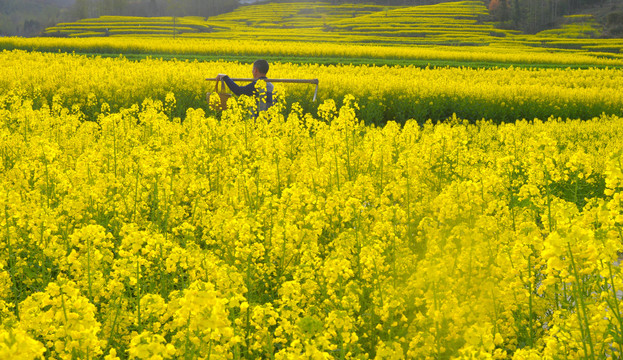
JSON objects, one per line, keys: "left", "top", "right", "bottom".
{"left": 102, "top": 296, "right": 122, "bottom": 355}
{"left": 245, "top": 252, "right": 252, "bottom": 359}
{"left": 545, "top": 174, "right": 553, "bottom": 233}
{"left": 275, "top": 151, "right": 282, "bottom": 196}
{"left": 334, "top": 142, "right": 340, "bottom": 191}
{"left": 137, "top": 259, "right": 142, "bottom": 333}
{"left": 4, "top": 200, "right": 19, "bottom": 319}
{"left": 42, "top": 149, "right": 51, "bottom": 208}
{"left": 87, "top": 238, "right": 93, "bottom": 303}
{"left": 59, "top": 285, "right": 69, "bottom": 325}
{"left": 606, "top": 260, "right": 623, "bottom": 354}
{"left": 432, "top": 281, "right": 442, "bottom": 357}
{"left": 527, "top": 253, "right": 534, "bottom": 347}
{"left": 113, "top": 117, "right": 117, "bottom": 177}
{"left": 567, "top": 242, "right": 595, "bottom": 359}
{"left": 132, "top": 167, "right": 140, "bottom": 222}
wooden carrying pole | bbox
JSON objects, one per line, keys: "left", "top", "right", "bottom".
{"left": 205, "top": 78, "right": 319, "bottom": 102}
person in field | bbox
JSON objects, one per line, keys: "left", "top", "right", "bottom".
{"left": 216, "top": 59, "right": 273, "bottom": 112}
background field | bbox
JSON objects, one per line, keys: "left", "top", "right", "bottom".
{"left": 1, "top": 50, "right": 622, "bottom": 125}
{"left": 2, "top": 0, "right": 623, "bottom": 129}
{"left": 39, "top": 1, "right": 623, "bottom": 54}
{"left": 1, "top": 0, "right": 621, "bottom": 70}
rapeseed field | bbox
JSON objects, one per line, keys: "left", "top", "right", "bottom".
{"left": 1, "top": 50, "right": 622, "bottom": 124}
{"left": 1, "top": 47, "right": 623, "bottom": 358}
{"left": 2, "top": 1, "right": 623, "bottom": 358}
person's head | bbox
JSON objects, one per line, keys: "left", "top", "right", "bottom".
{"left": 252, "top": 59, "right": 269, "bottom": 79}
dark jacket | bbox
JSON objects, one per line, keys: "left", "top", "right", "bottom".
{"left": 222, "top": 75, "right": 274, "bottom": 111}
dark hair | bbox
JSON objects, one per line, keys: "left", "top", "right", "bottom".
{"left": 253, "top": 59, "right": 269, "bottom": 75}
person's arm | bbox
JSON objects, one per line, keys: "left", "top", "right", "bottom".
{"left": 222, "top": 75, "right": 256, "bottom": 97}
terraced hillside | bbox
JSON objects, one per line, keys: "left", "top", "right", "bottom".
{"left": 43, "top": 1, "right": 516, "bottom": 46}
{"left": 41, "top": 1, "right": 623, "bottom": 53}
{"left": 43, "top": 16, "right": 229, "bottom": 37}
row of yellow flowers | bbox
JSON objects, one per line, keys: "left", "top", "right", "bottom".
{"left": 4, "top": 35, "right": 623, "bottom": 67}
{"left": 1, "top": 87, "right": 623, "bottom": 358}
{"left": 1, "top": 50, "right": 622, "bottom": 124}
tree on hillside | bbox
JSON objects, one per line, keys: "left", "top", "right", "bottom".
{"left": 72, "top": 0, "right": 88, "bottom": 19}
{"left": 68, "top": 0, "right": 239, "bottom": 18}
{"left": 494, "top": 0, "right": 623, "bottom": 33}
{"left": 489, "top": 0, "right": 510, "bottom": 22}
{"left": 0, "top": 0, "right": 68, "bottom": 36}
{"left": 98, "top": 0, "right": 128, "bottom": 15}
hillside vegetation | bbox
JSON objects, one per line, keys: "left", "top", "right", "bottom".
{"left": 40, "top": 1, "right": 623, "bottom": 54}
{"left": 0, "top": 0, "right": 71, "bottom": 36}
